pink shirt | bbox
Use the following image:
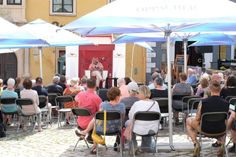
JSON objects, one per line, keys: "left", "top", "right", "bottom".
{"left": 119, "top": 85, "right": 129, "bottom": 100}
{"left": 75, "top": 89, "right": 102, "bottom": 129}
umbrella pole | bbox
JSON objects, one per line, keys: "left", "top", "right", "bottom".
{"left": 183, "top": 39, "right": 188, "bottom": 73}
{"left": 166, "top": 30, "right": 175, "bottom": 151}
{"left": 39, "top": 47, "right": 43, "bottom": 78}
{"left": 131, "top": 44, "right": 135, "bottom": 79}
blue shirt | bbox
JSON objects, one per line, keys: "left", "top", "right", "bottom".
{"left": 1, "top": 89, "right": 18, "bottom": 113}
{"left": 187, "top": 75, "right": 198, "bottom": 85}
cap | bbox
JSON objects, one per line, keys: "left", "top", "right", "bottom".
{"left": 127, "top": 82, "right": 139, "bottom": 93}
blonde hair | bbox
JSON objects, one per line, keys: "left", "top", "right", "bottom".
{"left": 138, "top": 85, "right": 151, "bottom": 98}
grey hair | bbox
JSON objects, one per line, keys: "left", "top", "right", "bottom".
{"left": 138, "top": 85, "right": 151, "bottom": 98}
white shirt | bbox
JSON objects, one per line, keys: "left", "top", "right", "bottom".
{"left": 20, "top": 89, "right": 41, "bottom": 115}
{"left": 128, "top": 100, "right": 160, "bottom": 135}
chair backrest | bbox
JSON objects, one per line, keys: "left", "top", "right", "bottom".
{"left": 229, "top": 98, "right": 236, "bottom": 105}
{"left": 200, "top": 112, "right": 228, "bottom": 135}
{"left": 96, "top": 111, "right": 121, "bottom": 121}
{"left": 134, "top": 111, "right": 161, "bottom": 121}
{"left": 55, "top": 95, "right": 73, "bottom": 109}
{"left": 16, "top": 98, "right": 34, "bottom": 106}
{"left": 95, "top": 111, "right": 122, "bottom": 135}
{"left": 48, "top": 93, "right": 60, "bottom": 106}
{"left": 172, "top": 94, "right": 190, "bottom": 100}
{"left": 97, "top": 89, "right": 109, "bottom": 102}
{"left": 0, "top": 97, "right": 17, "bottom": 104}
{"left": 182, "top": 95, "right": 201, "bottom": 103}
{"left": 0, "top": 97, "right": 17, "bottom": 114}
{"left": 153, "top": 98, "right": 168, "bottom": 113}
{"left": 72, "top": 108, "right": 91, "bottom": 116}
{"left": 226, "top": 96, "right": 236, "bottom": 102}
{"left": 38, "top": 95, "right": 47, "bottom": 108}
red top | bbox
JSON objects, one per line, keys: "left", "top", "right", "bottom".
{"left": 75, "top": 89, "right": 102, "bottom": 129}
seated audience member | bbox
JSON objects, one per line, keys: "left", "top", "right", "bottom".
{"left": 75, "top": 87, "right": 125, "bottom": 154}
{"left": 150, "top": 76, "right": 168, "bottom": 99}
{"left": 220, "top": 75, "right": 236, "bottom": 99}
{"left": 32, "top": 77, "right": 52, "bottom": 122}
{"left": 195, "top": 78, "right": 209, "bottom": 97}
{"left": 227, "top": 109, "right": 236, "bottom": 153}
{"left": 124, "top": 77, "right": 132, "bottom": 85}
{"left": 117, "top": 78, "right": 129, "bottom": 99}
{"left": 186, "top": 68, "right": 198, "bottom": 85}
{"left": 63, "top": 78, "right": 80, "bottom": 124}
{"left": 47, "top": 76, "right": 63, "bottom": 95}
{"left": 148, "top": 72, "right": 160, "bottom": 90}
{"left": 58, "top": 75, "right": 67, "bottom": 91}
{"left": 186, "top": 81, "right": 229, "bottom": 157}
{"left": 1, "top": 78, "right": 19, "bottom": 125}
{"left": 0, "top": 79, "right": 3, "bottom": 95}
{"left": 223, "top": 69, "right": 232, "bottom": 82}
{"left": 126, "top": 85, "right": 160, "bottom": 153}
{"left": 172, "top": 73, "right": 193, "bottom": 124}
{"left": 78, "top": 76, "right": 87, "bottom": 91}
{"left": 14, "top": 77, "right": 23, "bottom": 97}
{"left": 120, "top": 81, "right": 139, "bottom": 108}
{"left": 74, "top": 78, "right": 102, "bottom": 146}
{"left": 20, "top": 78, "right": 42, "bottom": 132}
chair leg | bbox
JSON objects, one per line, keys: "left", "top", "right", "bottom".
{"left": 224, "top": 143, "right": 229, "bottom": 157}
{"left": 73, "top": 139, "right": 80, "bottom": 151}
{"left": 57, "top": 112, "right": 61, "bottom": 127}
{"left": 96, "top": 144, "right": 99, "bottom": 157}
{"left": 84, "top": 139, "right": 90, "bottom": 148}
{"left": 119, "top": 135, "right": 123, "bottom": 157}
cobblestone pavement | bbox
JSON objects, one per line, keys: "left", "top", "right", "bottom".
{"left": 0, "top": 122, "right": 235, "bottom": 157}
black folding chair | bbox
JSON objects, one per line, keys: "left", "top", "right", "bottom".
{"left": 38, "top": 95, "right": 50, "bottom": 127}
{"left": 72, "top": 108, "right": 92, "bottom": 151}
{"left": 55, "top": 95, "right": 73, "bottom": 127}
{"left": 0, "top": 97, "right": 18, "bottom": 126}
{"left": 16, "top": 98, "right": 40, "bottom": 132}
{"left": 199, "top": 112, "right": 228, "bottom": 157}
{"left": 94, "top": 111, "right": 123, "bottom": 157}
{"left": 225, "top": 96, "right": 236, "bottom": 102}
{"left": 131, "top": 111, "right": 161, "bottom": 157}
{"left": 153, "top": 98, "right": 169, "bottom": 127}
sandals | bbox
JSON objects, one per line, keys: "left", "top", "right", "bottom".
{"left": 212, "top": 141, "right": 222, "bottom": 147}
{"left": 90, "top": 147, "right": 97, "bottom": 154}
{"left": 75, "top": 130, "right": 86, "bottom": 139}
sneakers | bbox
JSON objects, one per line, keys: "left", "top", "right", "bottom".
{"left": 228, "top": 143, "right": 236, "bottom": 153}
{"left": 193, "top": 141, "right": 200, "bottom": 157}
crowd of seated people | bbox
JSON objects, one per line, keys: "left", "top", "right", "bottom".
{"left": 1, "top": 68, "right": 236, "bottom": 156}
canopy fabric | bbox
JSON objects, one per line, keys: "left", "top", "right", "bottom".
{"left": 0, "top": 17, "right": 48, "bottom": 48}
{"left": 21, "top": 19, "right": 93, "bottom": 47}
{"left": 64, "top": 0, "right": 236, "bottom": 35}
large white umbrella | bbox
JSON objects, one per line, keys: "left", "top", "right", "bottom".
{"left": 63, "top": 0, "right": 236, "bottom": 150}
{"left": 21, "top": 19, "right": 93, "bottom": 78}
{"left": 0, "top": 17, "right": 48, "bottom": 48}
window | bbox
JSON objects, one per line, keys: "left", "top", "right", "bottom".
{"left": 7, "top": 0, "right": 22, "bottom": 5}
{"left": 52, "top": 0, "right": 73, "bottom": 13}
{"left": 0, "top": 0, "right": 3, "bottom": 5}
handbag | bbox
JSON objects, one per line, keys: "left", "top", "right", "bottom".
{"left": 92, "top": 110, "right": 107, "bottom": 145}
